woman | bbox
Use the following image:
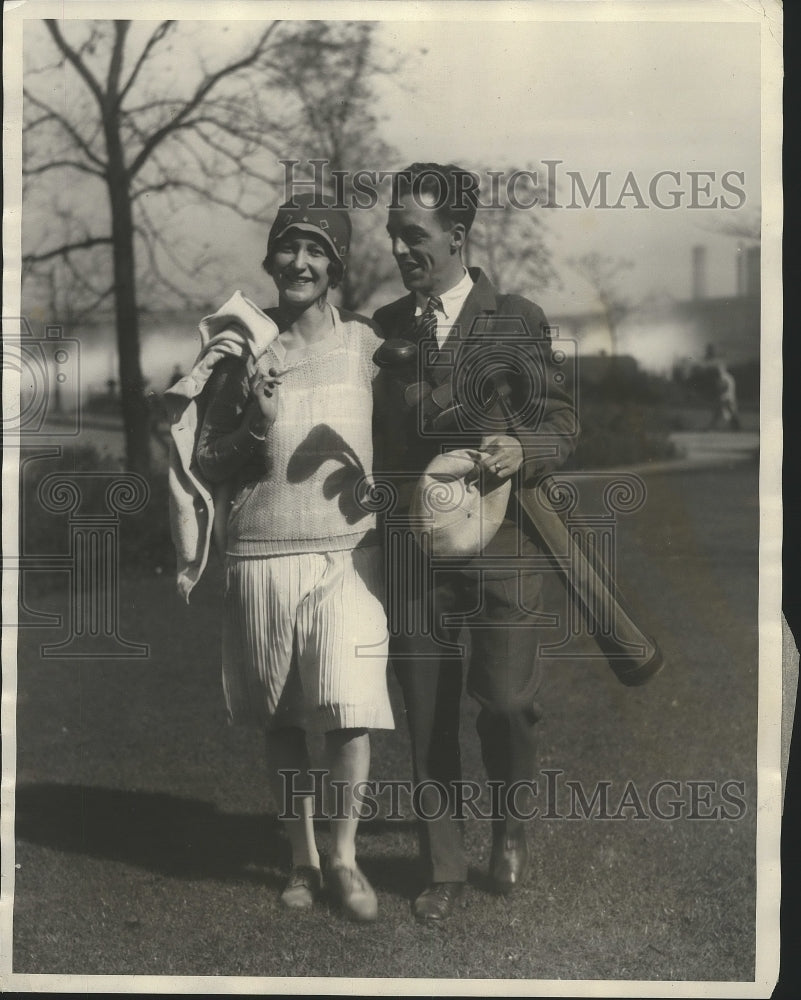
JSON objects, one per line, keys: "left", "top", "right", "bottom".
{"left": 193, "top": 194, "right": 393, "bottom": 921}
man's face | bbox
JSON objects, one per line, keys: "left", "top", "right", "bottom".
{"left": 386, "top": 195, "right": 461, "bottom": 296}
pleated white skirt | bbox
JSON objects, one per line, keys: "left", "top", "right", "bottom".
{"left": 222, "top": 546, "right": 394, "bottom": 732}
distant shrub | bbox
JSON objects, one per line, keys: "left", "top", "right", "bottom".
{"left": 19, "top": 446, "right": 174, "bottom": 597}
{"left": 567, "top": 401, "right": 679, "bottom": 469}
{"left": 573, "top": 356, "right": 691, "bottom": 412}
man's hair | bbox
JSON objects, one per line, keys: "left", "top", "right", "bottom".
{"left": 392, "top": 162, "right": 479, "bottom": 234}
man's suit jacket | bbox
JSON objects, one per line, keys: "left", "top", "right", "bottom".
{"left": 373, "top": 267, "right": 578, "bottom": 481}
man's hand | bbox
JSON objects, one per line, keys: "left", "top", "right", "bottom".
{"left": 476, "top": 434, "right": 524, "bottom": 480}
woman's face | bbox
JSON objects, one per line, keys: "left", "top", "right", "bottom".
{"left": 269, "top": 231, "right": 335, "bottom": 307}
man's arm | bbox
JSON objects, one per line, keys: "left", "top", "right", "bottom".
{"left": 370, "top": 307, "right": 409, "bottom": 478}
{"left": 497, "top": 295, "right": 579, "bottom": 483}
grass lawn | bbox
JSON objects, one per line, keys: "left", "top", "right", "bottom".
{"left": 11, "top": 461, "right": 760, "bottom": 983}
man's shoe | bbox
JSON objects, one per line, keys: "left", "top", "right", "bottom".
{"left": 412, "top": 882, "right": 464, "bottom": 923}
{"left": 327, "top": 862, "right": 378, "bottom": 922}
{"left": 280, "top": 865, "right": 323, "bottom": 909}
{"left": 489, "top": 829, "right": 530, "bottom": 894}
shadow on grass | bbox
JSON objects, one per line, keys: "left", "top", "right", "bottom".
{"left": 15, "top": 782, "right": 288, "bottom": 888}
{"left": 15, "top": 783, "right": 426, "bottom": 899}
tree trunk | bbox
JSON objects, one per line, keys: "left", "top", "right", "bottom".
{"left": 106, "top": 161, "right": 151, "bottom": 475}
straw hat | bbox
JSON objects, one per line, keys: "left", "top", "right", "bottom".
{"left": 409, "top": 449, "right": 511, "bottom": 557}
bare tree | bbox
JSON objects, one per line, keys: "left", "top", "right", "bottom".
{"left": 270, "top": 22, "right": 403, "bottom": 312}
{"left": 23, "top": 19, "right": 299, "bottom": 473}
{"left": 468, "top": 172, "right": 558, "bottom": 297}
{"left": 23, "top": 21, "right": 405, "bottom": 470}
{"left": 567, "top": 252, "right": 634, "bottom": 356}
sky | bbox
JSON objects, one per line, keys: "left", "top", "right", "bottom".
{"left": 18, "top": 9, "right": 764, "bottom": 325}
{"left": 371, "top": 18, "right": 762, "bottom": 313}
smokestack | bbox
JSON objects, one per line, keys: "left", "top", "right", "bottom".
{"left": 691, "top": 245, "right": 707, "bottom": 300}
{"left": 736, "top": 244, "right": 760, "bottom": 297}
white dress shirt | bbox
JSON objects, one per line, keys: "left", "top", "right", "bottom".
{"left": 414, "top": 267, "right": 474, "bottom": 348}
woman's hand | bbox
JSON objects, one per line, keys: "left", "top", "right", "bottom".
{"left": 246, "top": 367, "right": 285, "bottom": 435}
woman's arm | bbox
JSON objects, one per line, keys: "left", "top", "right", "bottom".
{"left": 194, "top": 356, "right": 270, "bottom": 484}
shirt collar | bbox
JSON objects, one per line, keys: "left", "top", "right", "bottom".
{"left": 414, "top": 267, "right": 473, "bottom": 318}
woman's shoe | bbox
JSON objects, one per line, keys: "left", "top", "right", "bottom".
{"left": 280, "top": 865, "right": 323, "bottom": 909}
{"left": 327, "top": 861, "right": 378, "bottom": 922}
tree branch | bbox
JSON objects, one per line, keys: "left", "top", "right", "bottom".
{"left": 23, "top": 89, "right": 108, "bottom": 170}
{"left": 23, "top": 159, "right": 106, "bottom": 180}
{"left": 51, "top": 251, "right": 116, "bottom": 320}
{"left": 23, "top": 236, "right": 114, "bottom": 265}
{"left": 120, "top": 97, "right": 186, "bottom": 118}
{"left": 127, "top": 21, "right": 281, "bottom": 178}
{"left": 132, "top": 174, "right": 263, "bottom": 220}
{"left": 45, "top": 20, "right": 106, "bottom": 109}
{"left": 107, "top": 20, "right": 130, "bottom": 102}
{"left": 68, "top": 284, "right": 117, "bottom": 322}
{"left": 134, "top": 220, "right": 198, "bottom": 307}
{"left": 117, "top": 21, "right": 175, "bottom": 106}
{"left": 181, "top": 121, "right": 282, "bottom": 181}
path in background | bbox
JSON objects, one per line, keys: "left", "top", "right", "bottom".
{"left": 669, "top": 430, "right": 759, "bottom": 466}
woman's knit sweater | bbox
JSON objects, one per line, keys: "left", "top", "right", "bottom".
{"left": 195, "top": 306, "right": 381, "bottom": 556}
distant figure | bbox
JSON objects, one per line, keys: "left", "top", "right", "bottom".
{"left": 167, "top": 364, "right": 184, "bottom": 388}
{"left": 709, "top": 363, "right": 741, "bottom": 431}
{"left": 105, "top": 378, "right": 118, "bottom": 397}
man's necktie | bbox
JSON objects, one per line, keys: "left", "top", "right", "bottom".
{"left": 416, "top": 294, "right": 443, "bottom": 347}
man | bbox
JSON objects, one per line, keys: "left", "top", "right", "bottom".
{"left": 372, "top": 163, "right": 578, "bottom": 923}
{"left": 710, "top": 362, "right": 741, "bottom": 431}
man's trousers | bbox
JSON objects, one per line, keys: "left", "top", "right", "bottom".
{"left": 391, "top": 561, "right": 546, "bottom": 884}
